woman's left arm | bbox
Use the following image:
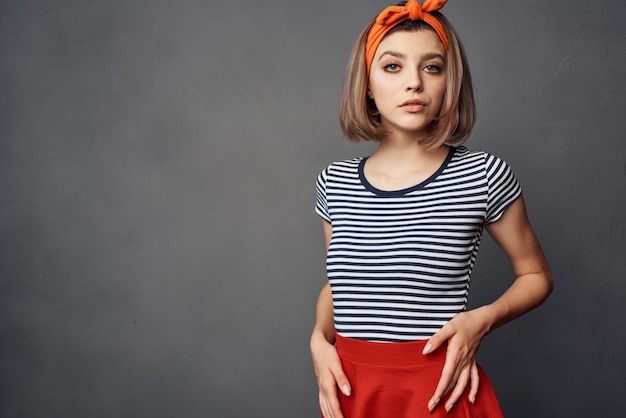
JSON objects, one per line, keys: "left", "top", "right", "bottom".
{"left": 425, "top": 195, "right": 554, "bottom": 412}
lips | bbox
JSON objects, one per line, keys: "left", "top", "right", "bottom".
{"left": 400, "top": 99, "right": 426, "bottom": 112}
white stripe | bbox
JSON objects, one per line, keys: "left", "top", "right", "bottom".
{"left": 315, "top": 146, "right": 520, "bottom": 342}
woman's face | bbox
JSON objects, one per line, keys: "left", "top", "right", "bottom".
{"left": 368, "top": 29, "right": 447, "bottom": 139}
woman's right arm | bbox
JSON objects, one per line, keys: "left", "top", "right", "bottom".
{"left": 311, "top": 220, "right": 350, "bottom": 418}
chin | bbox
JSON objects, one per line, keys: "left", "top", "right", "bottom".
{"left": 398, "top": 123, "right": 432, "bottom": 134}
{"left": 381, "top": 117, "right": 435, "bottom": 136}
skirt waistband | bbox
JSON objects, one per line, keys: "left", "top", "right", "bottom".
{"left": 335, "top": 333, "right": 447, "bottom": 366}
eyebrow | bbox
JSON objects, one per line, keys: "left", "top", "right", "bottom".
{"left": 377, "top": 51, "right": 446, "bottom": 62}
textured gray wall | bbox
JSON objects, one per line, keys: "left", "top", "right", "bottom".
{"left": 1, "top": 1, "right": 625, "bottom": 417}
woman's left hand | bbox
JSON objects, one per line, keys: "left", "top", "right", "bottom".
{"left": 422, "top": 307, "right": 492, "bottom": 413}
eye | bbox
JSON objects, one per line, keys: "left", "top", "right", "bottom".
{"left": 383, "top": 63, "right": 401, "bottom": 72}
{"left": 424, "top": 64, "right": 442, "bottom": 73}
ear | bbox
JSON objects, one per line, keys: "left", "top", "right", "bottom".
{"left": 367, "top": 89, "right": 374, "bottom": 99}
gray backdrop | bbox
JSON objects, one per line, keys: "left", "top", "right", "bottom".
{"left": 1, "top": 0, "right": 625, "bottom": 417}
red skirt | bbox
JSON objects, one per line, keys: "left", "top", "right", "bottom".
{"left": 329, "top": 334, "right": 504, "bottom": 418}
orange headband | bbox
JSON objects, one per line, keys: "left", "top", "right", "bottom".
{"left": 365, "top": 0, "right": 449, "bottom": 75}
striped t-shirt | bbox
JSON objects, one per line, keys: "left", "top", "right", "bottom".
{"left": 315, "top": 146, "right": 521, "bottom": 342}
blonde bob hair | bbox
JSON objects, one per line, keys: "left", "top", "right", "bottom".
{"left": 339, "top": 11, "right": 475, "bottom": 148}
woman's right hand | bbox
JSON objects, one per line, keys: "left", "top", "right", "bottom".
{"left": 311, "top": 333, "right": 351, "bottom": 418}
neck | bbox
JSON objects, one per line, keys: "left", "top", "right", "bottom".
{"left": 363, "top": 137, "right": 451, "bottom": 192}
{"left": 372, "top": 131, "right": 447, "bottom": 166}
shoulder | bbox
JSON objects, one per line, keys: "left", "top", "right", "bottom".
{"left": 318, "top": 157, "right": 364, "bottom": 179}
{"left": 324, "top": 157, "right": 363, "bottom": 172}
{"left": 450, "top": 146, "right": 512, "bottom": 171}
{"left": 451, "top": 145, "right": 488, "bottom": 160}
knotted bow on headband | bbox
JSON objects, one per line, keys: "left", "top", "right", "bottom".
{"left": 365, "top": 0, "right": 449, "bottom": 74}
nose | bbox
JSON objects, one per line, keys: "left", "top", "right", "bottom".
{"left": 406, "top": 68, "right": 422, "bottom": 92}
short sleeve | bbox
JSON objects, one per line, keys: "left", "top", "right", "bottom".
{"left": 315, "top": 167, "right": 331, "bottom": 223}
{"left": 485, "top": 154, "right": 522, "bottom": 224}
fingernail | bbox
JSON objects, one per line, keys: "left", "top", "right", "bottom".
{"left": 470, "top": 395, "right": 476, "bottom": 404}
{"left": 342, "top": 384, "right": 351, "bottom": 396}
{"left": 428, "top": 397, "right": 439, "bottom": 412}
{"left": 422, "top": 343, "right": 432, "bottom": 355}
{"left": 445, "top": 403, "right": 452, "bottom": 412}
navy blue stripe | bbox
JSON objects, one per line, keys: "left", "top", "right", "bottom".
{"left": 315, "top": 146, "right": 520, "bottom": 342}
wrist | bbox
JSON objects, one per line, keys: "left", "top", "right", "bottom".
{"left": 473, "top": 303, "right": 509, "bottom": 336}
{"left": 310, "top": 326, "right": 335, "bottom": 351}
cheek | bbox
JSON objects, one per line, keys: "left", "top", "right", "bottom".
{"left": 369, "top": 82, "right": 396, "bottom": 106}
{"left": 369, "top": 73, "right": 400, "bottom": 99}
{"left": 433, "top": 83, "right": 447, "bottom": 109}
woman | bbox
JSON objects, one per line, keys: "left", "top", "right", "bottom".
{"left": 310, "top": 1, "right": 554, "bottom": 417}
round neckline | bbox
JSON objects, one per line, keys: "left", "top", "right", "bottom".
{"left": 358, "top": 146, "right": 456, "bottom": 196}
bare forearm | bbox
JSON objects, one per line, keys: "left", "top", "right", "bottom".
{"left": 480, "top": 197, "right": 555, "bottom": 335}
{"left": 479, "top": 270, "right": 554, "bottom": 335}
{"left": 312, "top": 282, "right": 336, "bottom": 345}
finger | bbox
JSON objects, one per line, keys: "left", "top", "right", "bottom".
{"left": 444, "top": 367, "right": 470, "bottom": 412}
{"left": 318, "top": 363, "right": 349, "bottom": 417}
{"left": 321, "top": 347, "right": 351, "bottom": 396}
{"left": 468, "top": 362, "right": 480, "bottom": 404}
{"left": 328, "top": 394, "right": 344, "bottom": 418}
{"left": 320, "top": 390, "right": 344, "bottom": 418}
{"left": 428, "top": 367, "right": 452, "bottom": 411}
{"left": 319, "top": 377, "right": 337, "bottom": 417}
{"left": 319, "top": 377, "right": 346, "bottom": 418}
{"left": 319, "top": 391, "right": 331, "bottom": 418}
{"left": 428, "top": 348, "right": 462, "bottom": 412}
{"left": 423, "top": 324, "right": 454, "bottom": 355}
{"left": 332, "top": 367, "right": 351, "bottom": 397}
